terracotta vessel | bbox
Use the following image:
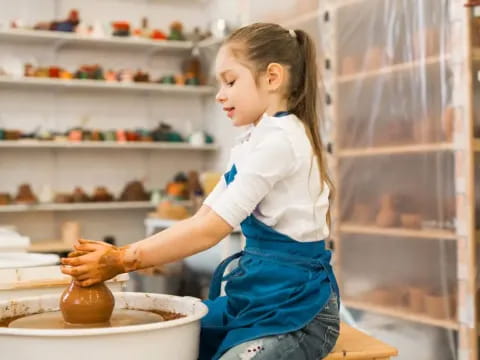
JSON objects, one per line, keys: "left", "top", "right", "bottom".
{"left": 60, "top": 280, "right": 115, "bottom": 325}
{"left": 376, "top": 195, "right": 399, "bottom": 227}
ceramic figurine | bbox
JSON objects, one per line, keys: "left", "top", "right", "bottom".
{"left": 0, "top": 193, "right": 12, "bottom": 205}
{"left": 91, "top": 186, "right": 114, "bottom": 202}
{"left": 51, "top": 10, "right": 80, "bottom": 32}
{"left": 72, "top": 187, "right": 90, "bottom": 203}
{"left": 14, "top": 184, "right": 38, "bottom": 204}
{"left": 375, "top": 194, "right": 399, "bottom": 227}
{"left": 119, "top": 180, "right": 149, "bottom": 201}
{"left": 168, "top": 21, "right": 185, "bottom": 41}
{"left": 112, "top": 21, "right": 130, "bottom": 37}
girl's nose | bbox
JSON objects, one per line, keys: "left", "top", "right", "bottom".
{"left": 215, "top": 89, "right": 226, "bottom": 104}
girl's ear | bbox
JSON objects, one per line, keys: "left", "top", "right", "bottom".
{"left": 265, "top": 63, "right": 285, "bottom": 92}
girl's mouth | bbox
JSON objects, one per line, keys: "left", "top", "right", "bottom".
{"left": 224, "top": 107, "right": 235, "bottom": 118}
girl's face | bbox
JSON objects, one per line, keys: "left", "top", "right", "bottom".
{"left": 215, "top": 45, "right": 269, "bottom": 127}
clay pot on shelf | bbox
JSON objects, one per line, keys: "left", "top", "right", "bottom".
{"left": 375, "top": 195, "right": 399, "bottom": 228}
{"left": 400, "top": 213, "right": 423, "bottom": 229}
{"left": 0, "top": 193, "right": 12, "bottom": 205}
{"left": 119, "top": 181, "right": 149, "bottom": 202}
{"left": 72, "top": 187, "right": 90, "bottom": 203}
{"left": 54, "top": 193, "right": 73, "bottom": 203}
{"left": 14, "top": 184, "right": 38, "bottom": 204}
{"left": 60, "top": 280, "right": 115, "bottom": 325}
{"left": 351, "top": 203, "right": 376, "bottom": 225}
{"left": 366, "top": 286, "right": 406, "bottom": 307}
{"left": 407, "top": 286, "right": 427, "bottom": 313}
{"left": 341, "top": 56, "right": 358, "bottom": 75}
{"left": 92, "top": 186, "right": 114, "bottom": 202}
{"left": 424, "top": 291, "right": 456, "bottom": 320}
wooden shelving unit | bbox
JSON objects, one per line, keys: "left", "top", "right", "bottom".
{"left": 323, "top": 0, "right": 478, "bottom": 358}
{"left": 338, "top": 143, "right": 454, "bottom": 158}
{"left": 343, "top": 299, "right": 460, "bottom": 331}
{"left": 339, "top": 223, "right": 458, "bottom": 240}
{"left": 338, "top": 55, "right": 449, "bottom": 84}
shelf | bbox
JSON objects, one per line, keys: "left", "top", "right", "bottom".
{"left": 344, "top": 299, "right": 459, "bottom": 330}
{"left": 339, "top": 223, "right": 458, "bottom": 240}
{"left": 0, "top": 140, "right": 218, "bottom": 151}
{"left": 338, "top": 56, "right": 448, "bottom": 84}
{"left": 0, "top": 29, "right": 222, "bottom": 53}
{"left": 0, "top": 76, "right": 215, "bottom": 95}
{"left": 338, "top": 143, "right": 454, "bottom": 158}
{"left": 0, "top": 201, "right": 156, "bottom": 213}
{"left": 28, "top": 241, "right": 73, "bottom": 253}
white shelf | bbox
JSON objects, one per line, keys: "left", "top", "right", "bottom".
{"left": 0, "top": 140, "right": 218, "bottom": 151}
{"left": 344, "top": 299, "right": 459, "bottom": 330}
{"left": 0, "top": 76, "right": 215, "bottom": 95}
{"left": 0, "top": 29, "right": 222, "bottom": 53}
{"left": 338, "top": 56, "right": 449, "bottom": 84}
{"left": 0, "top": 201, "right": 156, "bottom": 213}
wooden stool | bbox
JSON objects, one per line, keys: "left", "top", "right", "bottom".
{"left": 325, "top": 323, "right": 398, "bottom": 359}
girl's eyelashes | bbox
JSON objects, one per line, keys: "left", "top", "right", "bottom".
{"left": 227, "top": 80, "right": 236, "bottom": 87}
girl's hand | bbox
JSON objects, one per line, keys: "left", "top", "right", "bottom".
{"left": 60, "top": 239, "right": 128, "bottom": 287}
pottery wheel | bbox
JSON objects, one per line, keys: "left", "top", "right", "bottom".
{"left": 9, "top": 309, "right": 164, "bottom": 329}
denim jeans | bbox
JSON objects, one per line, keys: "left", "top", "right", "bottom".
{"left": 219, "top": 293, "right": 340, "bottom": 360}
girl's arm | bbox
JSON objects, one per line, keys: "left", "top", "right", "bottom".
{"left": 61, "top": 205, "right": 232, "bottom": 287}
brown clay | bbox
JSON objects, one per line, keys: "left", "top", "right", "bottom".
{"left": 14, "top": 184, "right": 37, "bottom": 204}
{"left": 407, "top": 286, "right": 427, "bottom": 313}
{"left": 375, "top": 195, "right": 399, "bottom": 227}
{"left": 119, "top": 181, "right": 149, "bottom": 201}
{"left": 72, "top": 187, "right": 90, "bottom": 203}
{"left": 367, "top": 287, "right": 404, "bottom": 307}
{"left": 351, "top": 203, "right": 376, "bottom": 225}
{"left": 60, "top": 280, "right": 114, "bottom": 325}
{"left": 92, "top": 186, "right": 114, "bottom": 202}
{"left": 400, "top": 213, "right": 423, "bottom": 229}
{"left": 424, "top": 292, "right": 455, "bottom": 320}
{"left": 0, "top": 193, "right": 12, "bottom": 205}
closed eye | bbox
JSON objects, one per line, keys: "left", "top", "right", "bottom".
{"left": 227, "top": 80, "right": 235, "bottom": 87}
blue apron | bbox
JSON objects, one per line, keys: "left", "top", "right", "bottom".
{"left": 199, "top": 163, "right": 340, "bottom": 360}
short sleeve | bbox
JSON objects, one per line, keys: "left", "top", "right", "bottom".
{"left": 208, "top": 132, "right": 295, "bottom": 228}
{"left": 203, "top": 176, "right": 227, "bottom": 207}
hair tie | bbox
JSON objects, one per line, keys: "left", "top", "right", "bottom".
{"left": 289, "top": 29, "right": 296, "bottom": 38}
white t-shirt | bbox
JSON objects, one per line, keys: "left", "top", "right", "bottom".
{"left": 204, "top": 113, "right": 330, "bottom": 242}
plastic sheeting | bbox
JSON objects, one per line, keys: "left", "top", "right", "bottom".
{"left": 320, "top": 0, "right": 462, "bottom": 359}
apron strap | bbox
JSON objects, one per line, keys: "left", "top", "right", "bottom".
{"left": 209, "top": 250, "right": 244, "bottom": 300}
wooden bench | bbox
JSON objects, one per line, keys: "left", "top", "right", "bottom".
{"left": 325, "top": 323, "right": 398, "bottom": 359}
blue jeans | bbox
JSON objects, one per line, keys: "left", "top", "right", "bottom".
{"left": 219, "top": 293, "right": 340, "bottom": 360}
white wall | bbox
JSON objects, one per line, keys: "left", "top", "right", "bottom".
{"left": 0, "top": 0, "right": 240, "bottom": 245}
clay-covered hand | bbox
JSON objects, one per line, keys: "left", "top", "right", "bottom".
{"left": 60, "top": 239, "right": 130, "bottom": 287}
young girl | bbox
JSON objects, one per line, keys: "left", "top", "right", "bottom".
{"left": 61, "top": 23, "right": 340, "bottom": 360}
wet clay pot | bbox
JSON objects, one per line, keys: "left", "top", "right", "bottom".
{"left": 60, "top": 280, "right": 115, "bottom": 325}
